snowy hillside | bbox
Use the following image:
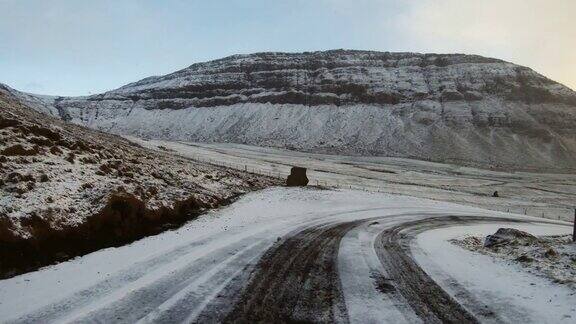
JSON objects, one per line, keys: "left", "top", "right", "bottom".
{"left": 13, "top": 50, "right": 576, "bottom": 171}
{"left": 0, "top": 87, "right": 278, "bottom": 278}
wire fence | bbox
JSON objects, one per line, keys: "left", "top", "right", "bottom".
{"left": 184, "top": 153, "right": 574, "bottom": 223}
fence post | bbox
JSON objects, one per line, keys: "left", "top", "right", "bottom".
{"left": 572, "top": 209, "right": 576, "bottom": 242}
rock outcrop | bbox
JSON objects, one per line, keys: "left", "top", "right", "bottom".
{"left": 484, "top": 228, "right": 537, "bottom": 247}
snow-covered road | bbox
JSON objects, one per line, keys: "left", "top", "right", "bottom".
{"left": 0, "top": 188, "right": 572, "bottom": 323}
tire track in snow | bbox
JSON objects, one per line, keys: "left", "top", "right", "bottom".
{"left": 3, "top": 187, "right": 567, "bottom": 323}
{"left": 221, "top": 221, "right": 362, "bottom": 323}
{"left": 6, "top": 203, "right": 402, "bottom": 323}
{"left": 338, "top": 216, "right": 425, "bottom": 323}
{"left": 373, "top": 215, "right": 539, "bottom": 323}
{"left": 9, "top": 234, "right": 261, "bottom": 324}
{"left": 218, "top": 214, "right": 550, "bottom": 323}
{"left": 375, "top": 217, "right": 482, "bottom": 323}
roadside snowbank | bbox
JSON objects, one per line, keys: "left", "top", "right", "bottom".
{"left": 412, "top": 224, "right": 575, "bottom": 323}
{"left": 452, "top": 230, "right": 576, "bottom": 286}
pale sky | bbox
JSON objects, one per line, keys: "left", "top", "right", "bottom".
{"left": 1, "top": 0, "right": 574, "bottom": 96}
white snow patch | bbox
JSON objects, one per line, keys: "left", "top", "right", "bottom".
{"left": 412, "top": 223, "right": 576, "bottom": 323}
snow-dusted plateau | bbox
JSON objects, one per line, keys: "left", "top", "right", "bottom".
{"left": 1, "top": 50, "right": 576, "bottom": 323}
{"left": 12, "top": 50, "right": 576, "bottom": 171}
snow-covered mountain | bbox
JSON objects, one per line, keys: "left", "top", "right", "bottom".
{"left": 12, "top": 50, "right": 576, "bottom": 171}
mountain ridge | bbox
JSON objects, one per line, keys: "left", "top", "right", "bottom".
{"left": 5, "top": 49, "right": 576, "bottom": 171}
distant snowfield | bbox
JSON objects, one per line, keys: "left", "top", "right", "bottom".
{"left": 132, "top": 138, "right": 576, "bottom": 222}
{"left": 0, "top": 188, "right": 571, "bottom": 323}
{"left": 62, "top": 100, "right": 576, "bottom": 172}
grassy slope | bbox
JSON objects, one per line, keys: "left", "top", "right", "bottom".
{"left": 0, "top": 89, "right": 280, "bottom": 278}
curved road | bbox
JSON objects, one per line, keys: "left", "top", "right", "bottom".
{"left": 0, "top": 188, "right": 571, "bottom": 323}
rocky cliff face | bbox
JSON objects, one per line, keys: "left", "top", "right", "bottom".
{"left": 14, "top": 50, "right": 576, "bottom": 171}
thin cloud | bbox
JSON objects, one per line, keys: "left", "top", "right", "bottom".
{"left": 396, "top": 0, "right": 576, "bottom": 90}
{"left": 0, "top": 0, "right": 574, "bottom": 94}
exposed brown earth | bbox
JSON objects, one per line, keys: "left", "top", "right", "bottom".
{"left": 221, "top": 222, "right": 357, "bottom": 323}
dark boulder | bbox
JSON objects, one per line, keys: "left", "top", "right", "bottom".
{"left": 515, "top": 254, "right": 533, "bottom": 263}
{"left": 484, "top": 228, "right": 537, "bottom": 247}
{"left": 286, "top": 167, "right": 308, "bottom": 187}
{"left": 544, "top": 248, "right": 558, "bottom": 258}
